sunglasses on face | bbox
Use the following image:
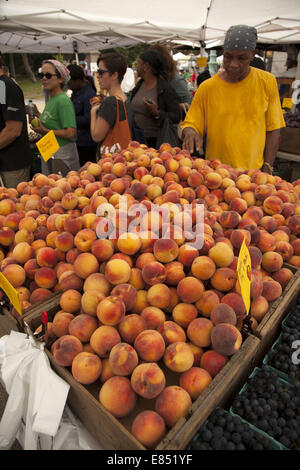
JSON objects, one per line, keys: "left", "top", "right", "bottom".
{"left": 38, "top": 72, "right": 59, "bottom": 79}
{"left": 97, "top": 68, "right": 111, "bottom": 76}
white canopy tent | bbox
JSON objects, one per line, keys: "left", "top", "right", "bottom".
{"left": 1, "top": 0, "right": 300, "bottom": 54}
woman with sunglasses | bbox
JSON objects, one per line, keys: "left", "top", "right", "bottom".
{"left": 29, "top": 60, "right": 80, "bottom": 175}
{"left": 90, "top": 52, "right": 132, "bottom": 160}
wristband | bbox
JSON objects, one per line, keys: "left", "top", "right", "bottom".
{"left": 263, "top": 162, "right": 273, "bottom": 172}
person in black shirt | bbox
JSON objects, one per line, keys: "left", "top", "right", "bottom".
{"left": 0, "top": 59, "right": 31, "bottom": 188}
{"left": 68, "top": 64, "right": 98, "bottom": 166}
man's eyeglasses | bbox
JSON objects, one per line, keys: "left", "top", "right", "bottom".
{"left": 38, "top": 72, "right": 58, "bottom": 79}
{"left": 97, "top": 69, "right": 111, "bottom": 76}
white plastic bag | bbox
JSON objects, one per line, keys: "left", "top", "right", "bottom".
{"left": 0, "top": 331, "right": 70, "bottom": 450}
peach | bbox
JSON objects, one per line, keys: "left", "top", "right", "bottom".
{"left": 221, "top": 292, "right": 246, "bottom": 318}
{"left": 0, "top": 198, "right": 15, "bottom": 216}
{"left": 0, "top": 226, "right": 15, "bottom": 246}
{"left": 272, "top": 268, "right": 293, "bottom": 290}
{"left": 59, "top": 289, "right": 82, "bottom": 314}
{"left": 146, "top": 283, "right": 171, "bottom": 309}
{"left": 132, "top": 290, "right": 150, "bottom": 314}
{"left": 155, "top": 386, "right": 192, "bottom": 428}
{"left": 248, "top": 246, "right": 262, "bottom": 269}
{"left": 191, "top": 256, "right": 216, "bottom": 280}
{"left": 111, "top": 284, "right": 137, "bottom": 311}
{"left": 74, "top": 229, "right": 96, "bottom": 252}
{"left": 188, "top": 343, "right": 204, "bottom": 366}
{"left": 210, "top": 268, "right": 236, "bottom": 292}
{"left": 140, "top": 306, "right": 166, "bottom": 330}
{"left": 118, "top": 314, "right": 147, "bottom": 344}
{"left": 157, "top": 321, "right": 186, "bottom": 345}
{"left": 117, "top": 232, "right": 142, "bottom": 256}
{"left": 211, "top": 323, "right": 242, "bottom": 356}
{"left": 177, "top": 243, "right": 199, "bottom": 267}
{"left": 99, "top": 357, "right": 115, "bottom": 383}
{"left": 195, "top": 290, "right": 220, "bottom": 318}
{"left": 83, "top": 272, "right": 111, "bottom": 296}
{"left": 72, "top": 252, "right": 99, "bottom": 280}
{"left": 250, "top": 295, "right": 269, "bottom": 322}
{"left": 187, "top": 318, "right": 213, "bottom": 348}
{"left": 129, "top": 268, "right": 145, "bottom": 290}
{"left": 292, "top": 239, "right": 300, "bottom": 256}
{"left": 2, "top": 264, "right": 26, "bottom": 288}
{"left": 56, "top": 262, "right": 74, "bottom": 279}
{"left": 59, "top": 270, "right": 83, "bottom": 292}
{"left": 108, "top": 342, "right": 138, "bottom": 376}
{"left": 262, "top": 279, "right": 282, "bottom": 302}
{"left": 210, "top": 303, "right": 237, "bottom": 326}
{"left": 90, "top": 325, "right": 121, "bottom": 358}
{"left": 229, "top": 197, "right": 248, "bottom": 214}
{"left": 131, "top": 410, "right": 166, "bottom": 449}
{"left": 259, "top": 215, "right": 278, "bottom": 233}
{"left": 30, "top": 288, "right": 52, "bottom": 304}
{"left": 52, "top": 312, "right": 75, "bottom": 337}
{"left": 179, "top": 367, "right": 212, "bottom": 400}
{"left": 287, "top": 255, "right": 300, "bottom": 267}
{"left": 261, "top": 251, "right": 283, "bottom": 272}
{"left": 224, "top": 186, "right": 241, "bottom": 203}
{"left": 219, "top": 211, "right": 240, "bottom": 229}
{"left": 208, "top": 242, "right": 234, "bottom": 268}
{"left": 134, "top": 329, "right": 165, "bottom": 362}
{"left": 90, "top": 239, "right": 114, "bottom": 262}
{"left": 172, "top": 303, "right": 198, "bottom": 328}
{"left": 54, "top": 232, "right": 74, "bottom": 252}
{"left": 12, "top": 242, "right": 34, "bottom": 264}
{"left": 136, "top": 253, "right": 156, "bottom": 270}
{"left": 200, "top": 350, "right": 228, "bottom": 378}
{"left": 163, "top": 341, "right": 194, "bottom": 373}
{"left": 16, "top": 286, "right": 30, "bottom": 302}
{"left": 97, "top": 296, "right": 126, "bottom": 326}
{"left": 99, "top": 376, "right": 136, "bottom": 418}
{"left": 230, "top": 229, "right": 251, "bottom": 250}
{"left": 177, "top": 277, "right": 205, "bottom": 303}
{"left": 153, "top": 238, "right": 179, "bottom": 263}
{"left": 105, "top": 258, "right": 131, "bottom": 285}
{"left": 165, "top": 261, "right": 185, "bottom": 286}
{"left": 142, "top": 261, "right": 166, "bottom": 286}
{"left": 81, "top": 290, "right": 105, "bottom": 316}
{"left": 36, "top": 247, "right": 58, "bottom": 268}
{"left": 275, "top": 241, "right": 293, "bottom": 261}
{"left": 263, "top": 196, "right": 283, "bottom": 215}
{"left": 51, "top": 334, "right": 83, "bottom": 367}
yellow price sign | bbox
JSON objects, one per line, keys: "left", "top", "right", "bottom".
{"left": 282, "top": 98, "right": 293, "bottom": 109}
{"left": 36, "top": 130, "right": 60, "bottom": 162}
{"left": 196, "top": 57, "right": 207, "bottom": 68}
{"left": 0, "top": 272, "right": 22, "bottom": 315}
{"left": 237, "top": 237, "right": 251, "bottom": 315}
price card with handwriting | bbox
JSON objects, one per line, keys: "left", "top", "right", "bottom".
{"left": 196, "top": 57, "right": 207, "bottom": 68}
{"left": 237, "top": 237, "right": 252, "bottom": 315}
{"left": 0, "top": 272, "right": 22, "bottom": 315}
{"left": 36, "top": 130, "right": 60, "bottom": 162}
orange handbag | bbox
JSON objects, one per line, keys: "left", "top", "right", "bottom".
{"left": 100, "top": 97, "right": 132, "bottom": 156}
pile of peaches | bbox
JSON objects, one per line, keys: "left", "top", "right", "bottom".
{"left": 1, "top": 141, "right": 300, "bottom": 448}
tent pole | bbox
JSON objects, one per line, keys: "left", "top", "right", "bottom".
{"left": 292, "top": 50, "right": 300, "bottom": 114}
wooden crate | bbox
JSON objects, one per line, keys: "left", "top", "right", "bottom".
{"left": 1, "top": 292, "right": 62, "bottom": 333}
{"left": 157, "top": 334, "right": 261, "bottom": 450}
{"left": 254, "top": 267, "right": 300, "bottom": 364}
{"left": 25, "top": 302, "right": 261, "bottom": 451}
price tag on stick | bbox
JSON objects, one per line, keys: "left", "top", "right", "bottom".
{"left": 237, "top": 237, "right": 251, "bottom": 315}
{"left": 0, "top": 272, "right": 22, "bottom": 315}
{"left": 36, "top": 130, "right": 60, "bottom": 162}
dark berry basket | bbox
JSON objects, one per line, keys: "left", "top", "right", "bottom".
{"left": 230, "top": 366, "right": 300, "bottom": 450}
{"left": 186, "top": 407, "right": 284, "bottom": 450}
{"left": 262, "top": 332, "right": 300, "bottom": 385}
{"left": 281, "top": 312, "right": 300, "bottom": 336}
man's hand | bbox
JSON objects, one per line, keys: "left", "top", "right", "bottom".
{"left": 182, "top": 127, "right": 203, "bottom": 154}
{"left": 261, "top": 162, "right": 273, "bottom": 174}
{"left": 30, "top": 122, "right": 48, "bottom": 135}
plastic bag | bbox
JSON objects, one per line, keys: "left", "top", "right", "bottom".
{"left": 0, "top": 331, "right": 70, "bottom": 450}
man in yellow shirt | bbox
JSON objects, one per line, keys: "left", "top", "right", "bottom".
{"left": 181, "top": 25, "right": 285, "bottom": 173}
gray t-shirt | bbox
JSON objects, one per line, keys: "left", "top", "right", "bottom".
{"left": 131, "top": 85, "right": 159, "bottom": 138}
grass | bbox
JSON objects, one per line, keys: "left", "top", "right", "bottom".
{"left": 16, "top": 75, "right": 44, "bottom": 101}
